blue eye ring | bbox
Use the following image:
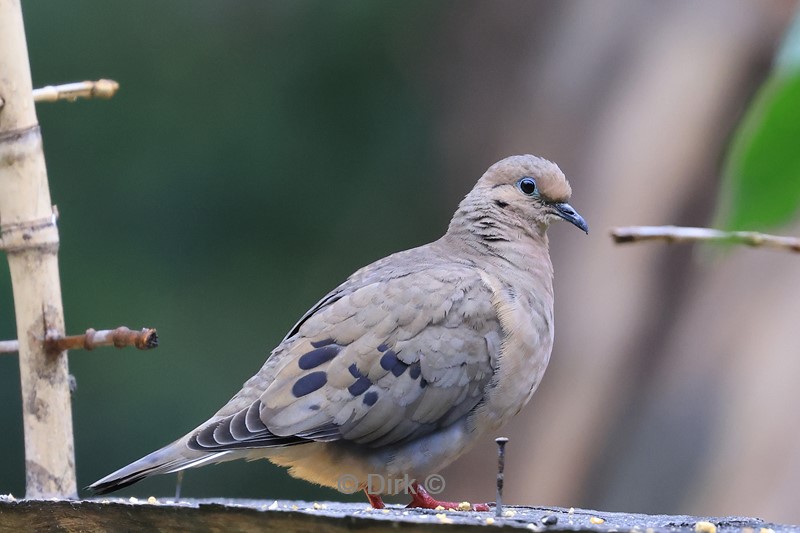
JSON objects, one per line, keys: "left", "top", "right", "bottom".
{"left": 517, "top": 176, "right": 538, "bottom": 196}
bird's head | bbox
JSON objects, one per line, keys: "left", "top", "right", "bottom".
{"left": 470, "top": 154, "right": 588, "bottom": 235}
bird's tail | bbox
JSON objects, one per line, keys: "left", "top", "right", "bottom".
{"left": 89, "top": 438, "right": 232, "bottom": 495}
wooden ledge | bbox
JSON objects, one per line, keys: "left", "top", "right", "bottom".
{"left": 0, "top": 496, "right": 794, "bottom": 533}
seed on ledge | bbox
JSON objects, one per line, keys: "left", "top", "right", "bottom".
{"left": 694, "top": 521, "right": 717, "bottom": 533}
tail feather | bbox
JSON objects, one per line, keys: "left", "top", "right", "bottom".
{"left": 88, "top": 440, "right": 231, "bottom": 495}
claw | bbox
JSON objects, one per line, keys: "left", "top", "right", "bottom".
{"left": 406, "top": 482, "right": 490, "bottom": 512}
{"left": 365, "top": 490, "right": 386, "bottom": 509}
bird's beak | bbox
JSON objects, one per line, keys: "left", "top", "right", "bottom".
{"left": 552, "top": 202, "right": 589, "bottom": 234}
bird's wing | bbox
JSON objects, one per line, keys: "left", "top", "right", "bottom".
{"left": 189, "top": 262, "right": 502, "bottom": 451}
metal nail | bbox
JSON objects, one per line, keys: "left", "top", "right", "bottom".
{"left": 495, "top": 436, "right": 509, "bottom": 518}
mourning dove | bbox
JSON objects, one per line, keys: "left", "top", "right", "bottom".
{"left": 90, "top": 154, "right": 587, "bottom": 510}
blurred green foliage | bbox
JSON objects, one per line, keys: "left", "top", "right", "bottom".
{"left": 1, "top": 0, "right": 452, "bottom": 501}
{"left": 715, "top": 12, "right": 800, "bottom": 231}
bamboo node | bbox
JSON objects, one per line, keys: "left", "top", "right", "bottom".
{"left": 0, "top": 210, "right": 59, "bottom": 253}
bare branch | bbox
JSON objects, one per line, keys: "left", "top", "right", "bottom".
{"left": 32, "top": 79, "right": 119, "bottom": 103}
{"left": 0, "top": 339, "right": 19, "bottom": 354}
{"left": 0, "top": 327, "right": 159, "bottom": 355}
{"left": 611, "top": 226, "right": 800, "bottom": 253}
{"left": 47, "top": 327, "right": 159, "bottom": 352}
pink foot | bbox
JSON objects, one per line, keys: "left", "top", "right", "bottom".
{"left": 406, "top": 482, "right": 491, "bottom": 512}
{"left": 365, "top": 490, "right": 385, "bottom": 509}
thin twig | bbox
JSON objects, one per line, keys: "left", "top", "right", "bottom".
{"left": 611, "top": 226, "right": 800, "bottom": 253}
{"left": 47, "top": 327, "right": 158, "bottom": 353}
{"left": 0, "top": 339, "right": 19, "bottom": 353}
{"left": 0, "top": 327, "right": 158, "bottom": 355}
{"left": 32, "top": 79, "right": 119, "bottom": 103}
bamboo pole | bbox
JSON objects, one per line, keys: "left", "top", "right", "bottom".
{"left": 0, "top": 0, "right": 77, "bottom": 498}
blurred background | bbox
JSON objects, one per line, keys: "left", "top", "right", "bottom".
{"left": 2, "top": 0, "right": 800, "bottom": 524}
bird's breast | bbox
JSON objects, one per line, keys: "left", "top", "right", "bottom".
{"left": 473, "top": 270, "right": 555, "bottom": 432}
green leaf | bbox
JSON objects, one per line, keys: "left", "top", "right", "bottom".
{"left": 715, "top": 12, "right": 800, "bottom": 231}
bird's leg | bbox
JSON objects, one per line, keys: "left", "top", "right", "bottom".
{"left": 406, "top": 482, "right": 491, "bottom": 512}
{"left": 175, "top": 470, "right": 184, "bottom": 500}
{"left": 365, "top": 490, "right": 386, "bottom": 509}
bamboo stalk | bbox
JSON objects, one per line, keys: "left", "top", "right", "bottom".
{"left": 0, "top": 0, "right": 77, "bottom": 498}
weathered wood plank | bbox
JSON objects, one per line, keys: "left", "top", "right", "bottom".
{"left": 0, "top": 497, "right": 796, "bottom": 533}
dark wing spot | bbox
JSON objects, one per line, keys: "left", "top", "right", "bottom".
{"left": 391, "top": 359, "right": 408, "bottom": 377}
{"left": 348, "top": 376, "right": 372, "bottom": 396}
{"left": 377, "top": 342, "right": 390, "bottom": 352}
{"left": 348, "top": 363, "right": 363, "bottom": 378}
{"left": 298, "top": 345, "right": 341, "bottom": 370}
{"left": 309, "top": 404, "right": 321, "bottom": 411}
{"left": 419, "top": 377, "right": 428, "bottom": 389}
{"left": 292, "top": 371, "right": 327, "bottom": 397}
{"left": 409, "top": 362, "right": 421, "bottom": 380}
{"left": 363, "top": 391, "right": 379, "bottom": 406}
{"left": 494, "top": 200, "right": 509, "bottom": 208}
{"left": 311, "top": 338, "right": 336, "bottom": 348}
{"left": 379, "top": 350, "right": 399, "bottom": 371}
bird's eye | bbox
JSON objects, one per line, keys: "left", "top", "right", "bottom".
{"left": 518, "top": 177, "right": 538, "bottom": 196}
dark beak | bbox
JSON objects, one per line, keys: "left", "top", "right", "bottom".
{"left": 552, "top": 202, "right": 589, "bottom": 234}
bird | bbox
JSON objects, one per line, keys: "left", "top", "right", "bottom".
{"left": 90, "top": 154, "right": 588, "bottom": 511}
